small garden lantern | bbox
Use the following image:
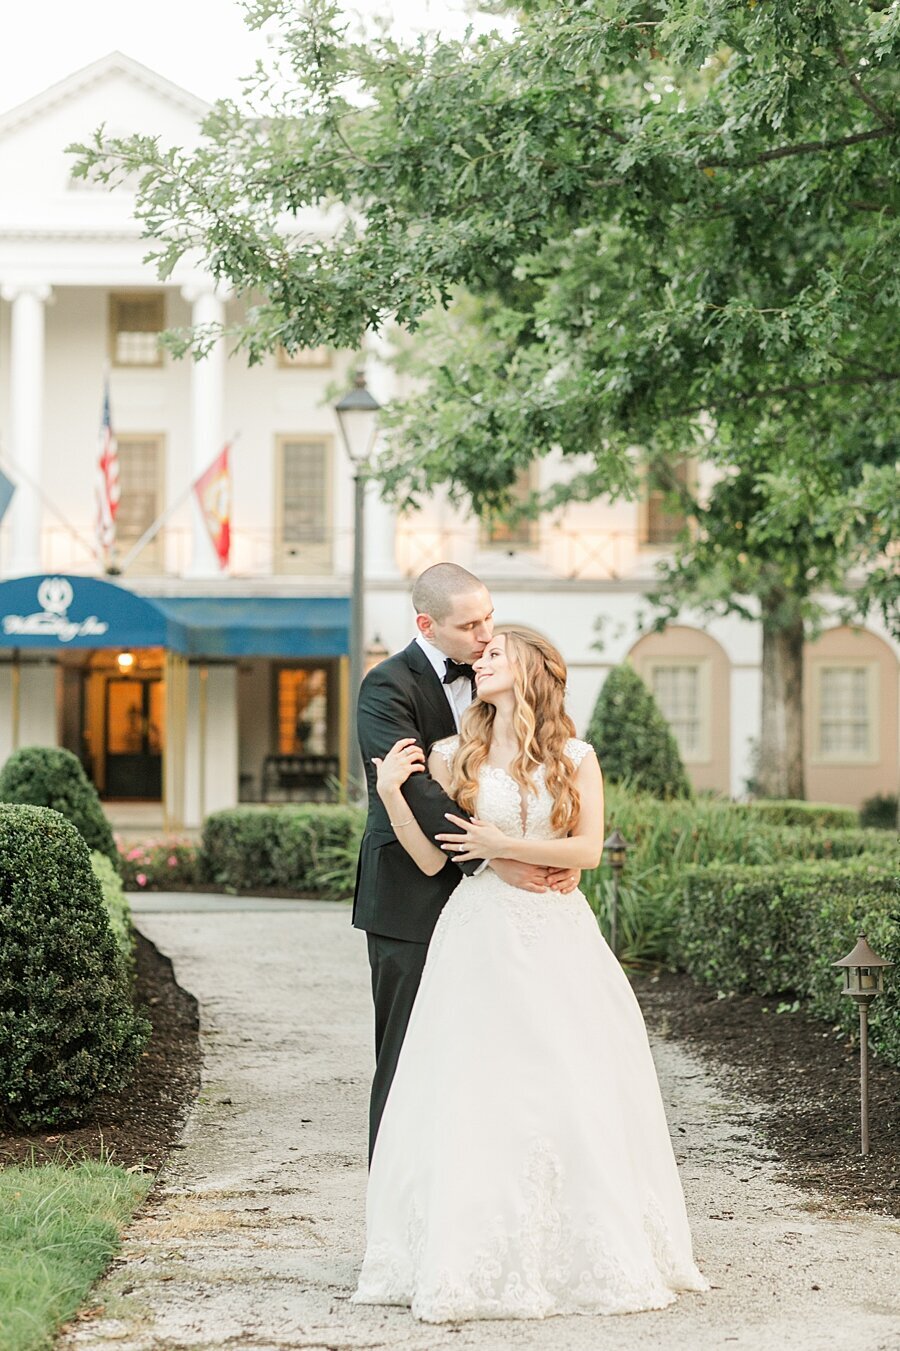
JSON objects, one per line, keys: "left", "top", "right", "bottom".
{"left": 603, "top": 828, "right": 629, "bottom": 960}
{"left": 832, "top": 933, "right": 892, "bottom": 1156}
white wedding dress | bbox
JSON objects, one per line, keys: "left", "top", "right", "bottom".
{"left": 352, "top": 737, "right": 708, "bottom": 1323}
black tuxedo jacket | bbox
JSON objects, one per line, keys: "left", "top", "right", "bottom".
{"left": 352, "top": 640, "right": 480, "bottom": 943}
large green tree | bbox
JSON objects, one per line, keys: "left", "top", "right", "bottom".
{"left": 74, "top": 0, "right": 899, "bottom": 796}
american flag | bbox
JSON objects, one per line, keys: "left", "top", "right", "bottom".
{"left": 95, "top": 378, "right": 120, "bottom": 559}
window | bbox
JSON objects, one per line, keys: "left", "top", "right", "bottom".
{"left": 277, "top": 667, "right": 329, "bottom": 754}
{"left": 115, "top": 434, "right": 164, "bottom": 572}
{"left": 109, "top": 292, "right": 165, "bottom": 367}
{"left": 277, "top": 345, "right": 331, "bottom": 369}
{"left": 640, "top": 457, "right": 692, "bottom": 546}
{"left": 275, "top": 436, "right": 332, "bottom": 574}
{"left": 814, "top": 664, "right": 878, "bottom": 763}
{"left": 480, "top": 465, "right": 538, "bottom": 549}
{"left": 646, "top": 660, "right": 710, "bottom": 761}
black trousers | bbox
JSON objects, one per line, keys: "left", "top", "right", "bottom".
{"left": 366, "top": 931, "right": 429, "bottom": 1164}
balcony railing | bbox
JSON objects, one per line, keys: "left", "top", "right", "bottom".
{"left": 38, "top": 523, "right": 675, "bottom": 582}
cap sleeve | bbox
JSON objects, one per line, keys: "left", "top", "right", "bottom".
{"left": 431, "top": 735, "right": 460, "bottom": 768}
{"left": 566, "top": 738, "right": 594, "bottom": 769}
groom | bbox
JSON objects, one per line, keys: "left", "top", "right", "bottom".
{"left": 353, "top": 562, "right": 579, "bottom": 1159}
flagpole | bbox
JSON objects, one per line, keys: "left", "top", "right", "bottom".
{"left": 114, "top": 433, "right": 239, "bottom": 575}
{"left": 0, "top": 447, "right": 104, "bottom": 568}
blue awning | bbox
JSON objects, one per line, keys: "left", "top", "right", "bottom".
{"left": 0, "top": 575, "right": 349, "bottom": 658}
{"left": 154, "top": 596, "right": 350, "bottom": 657}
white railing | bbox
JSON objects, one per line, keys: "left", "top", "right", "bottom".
{"left": 38, "top": 523, "right": 667, "bottom": 583}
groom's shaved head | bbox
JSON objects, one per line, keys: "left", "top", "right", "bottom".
{"left": 412, "top": 563, "right": 484, "bottom": 623}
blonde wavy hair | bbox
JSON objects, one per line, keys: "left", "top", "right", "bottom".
{"left": 449, "top": 626, "right": 580, "bottom": 835}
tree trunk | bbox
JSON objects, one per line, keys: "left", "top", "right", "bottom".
{"left": 757, "top": 592, "right": 806, "bottom": 800}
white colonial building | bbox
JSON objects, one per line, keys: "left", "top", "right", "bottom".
{"left": 0, "top": 53, "right": 897, "bottom": 828}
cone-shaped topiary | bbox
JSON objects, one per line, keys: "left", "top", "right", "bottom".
{"left": 0, "top": 804, "right": 149, "bottom": 1129}
{"left": 586, "top": 663, "right": 692, "bottom": 799}
{"left": 0, "top": 746, "right": 119, "bottom": 868}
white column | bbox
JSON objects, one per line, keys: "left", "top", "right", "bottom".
{"left": 362, "top": 330, "right": 401, "bottom": 580}
{"left": 2, "top": 283, "right": 51, "bottom": 576}
{"left": 181, "top": 285, "right": 227, "bottom": 578}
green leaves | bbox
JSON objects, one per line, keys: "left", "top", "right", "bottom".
{"left": 67, "top": 0, "right": 899, "bottom": 636}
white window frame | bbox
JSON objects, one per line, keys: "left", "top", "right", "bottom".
{"left": 643, "top": 657, "right": 711, "bottom": 764}
{"left": 274, "top": 434, "right": 334, "bottom": 575}
{"left": 108, "top": 292, "right": 165, "bottom": 368}
{"left": 810, "top": 661, "right": 880, "bottom": 765}
{"left": 479, "top": 463, "right": 539, "bottom": 550}
{"left": 115, "top": 432, "right": 166, "bottom": 572}
{"left": 277, "top": 344, "right": 332, "bottom": 369}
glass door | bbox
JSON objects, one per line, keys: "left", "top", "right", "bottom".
{"left": 105, "top": 677, "right": 164, "bottom": 799}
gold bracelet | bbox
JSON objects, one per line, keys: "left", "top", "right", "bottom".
{"left": 390, "top": 816, "right": 415, "bottom": 829}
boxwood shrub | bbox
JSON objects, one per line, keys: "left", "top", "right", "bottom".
{"left": 677, "top": 857, "right": 900, "bottom": 1066}
{"left": 0, "top": 805, "right": 150, "bottom": 1129}
{"left": 201, "top": 804, "right": 365, "bottom": 899}
{"left": 586, "top": 664, "right": 692, "bottom": 799}
{"left": 90, "top": 851, "right": 134, "bottom": 969}
{"left": 736, "top": 799, "right": 858, "bottom": 830}
{"left": 0, "top": 746, "right": 119, "bottom": 868}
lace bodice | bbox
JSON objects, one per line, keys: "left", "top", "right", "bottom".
{"left": 432, "top": 737, "right": 594, "bottom": 840}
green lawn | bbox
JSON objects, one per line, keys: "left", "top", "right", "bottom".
{"left": 0, "top": 1160, "right": 151, "bottom": 1351}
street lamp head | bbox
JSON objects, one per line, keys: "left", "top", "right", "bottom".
{"left": 833, "top": 932, "right": 892, "bottom": 1002}
{"left": 335, "top": 370, "right": 382, "bottom": 467}
{"left": 603, "top": 827, "right": 629, "bottom": 871}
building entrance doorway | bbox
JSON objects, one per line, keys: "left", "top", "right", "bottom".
{"left": 105, "top": 675, "right": 164, "bottom": 799}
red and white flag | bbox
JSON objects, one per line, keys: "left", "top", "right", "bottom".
{"left": 193, "top": 444, "right": 231, "bottom": 569}
{"left": 95, "top": 378, "right": 119, "bottom": 559}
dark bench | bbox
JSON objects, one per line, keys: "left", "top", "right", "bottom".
{"left": 261, "top": 753, "right": 340, "bottom": 802}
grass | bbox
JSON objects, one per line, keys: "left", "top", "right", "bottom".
{"left": 0, "top": 1157, "right": 151, "bottom": 1351}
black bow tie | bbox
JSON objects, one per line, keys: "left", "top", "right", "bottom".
{"left": 443, "top": 658, "right": 476, "bottom": 689}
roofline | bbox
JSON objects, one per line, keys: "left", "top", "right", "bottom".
{"left": 0, "top": 50, "right": 211, "bottom": 139}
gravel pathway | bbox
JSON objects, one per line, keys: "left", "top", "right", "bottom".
{"left": 60, "top": 898, "right": 900, "bottom": 1351}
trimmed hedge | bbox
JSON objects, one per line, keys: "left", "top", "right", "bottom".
{"left": 677, "top": 858, "right": 900, "bottom": 1067}
{"left": 90, "top": 851, "right": 134, "bottom": 969}
{"left": 0, "top": 746, "right": 119, "bottom": 868}
{"left": 580, "top": 779, "right": 899, "bottom": 962}
{"left": 586, "top": 664, "right": 692, "bottom": 799}
{"left": 737, "top": 799, "right": 858, "bottom": 830}
{"left": 0, "top": 805, "right": 150, "bottom": 1129}
{"left": 201, "top": 804, "right": 365, "bottom": 899}
{"left": 860, "top": 793, "right": 899, "bottom": 831}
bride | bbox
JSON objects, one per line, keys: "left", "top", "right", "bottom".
{"left": 352, "top": 626, "right": 708, "bottom": 1323}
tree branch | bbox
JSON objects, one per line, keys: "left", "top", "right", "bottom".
{"left": 834, "top": 46, "right": 896, "bottom": 129}
{"left": 685, "top": 370, "right": 900, "bottom": 414}
{"left": 698, "top": 126, "right": 894, "bottom": 171}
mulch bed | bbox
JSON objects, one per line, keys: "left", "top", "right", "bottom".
{"left": 0, "top": 933, "right": 201, "bottom": 1171}
{"left": 632, "top": 968, "right": 900, "bottom": 1219}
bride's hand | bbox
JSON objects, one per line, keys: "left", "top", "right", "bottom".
{"left": 372, "top": 738, "right": 426, "bottom": 794}
{"left": 436, "top": 813, "right": 509, "bottom": 862}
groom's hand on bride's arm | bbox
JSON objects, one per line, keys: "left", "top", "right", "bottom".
{"left": 546, "top": 867, "right": 581, "bottom": 895}
{"left": 488, "top": 859, "right": 552, "bottom": 893}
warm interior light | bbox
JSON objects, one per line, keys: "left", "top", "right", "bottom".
{"left": 117, "top": 652, "right": 135, "bottom": 670}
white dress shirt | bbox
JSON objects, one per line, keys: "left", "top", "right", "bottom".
{"left": 414, "top": 633, "right": 487, "bottom": 875}
{"left": 415, "top": 633, "right": 474, "bottom": 731}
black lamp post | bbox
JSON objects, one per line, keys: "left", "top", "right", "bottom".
{"left": 602, "top": 827, "right": 629, "bottom": 959}
{"left": 833, "top": 933, "right": 892, "bottom": 1156}
{"left": 335, "top": 371, "right": 381, "bottom": 791}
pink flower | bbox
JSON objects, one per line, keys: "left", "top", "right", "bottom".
{"left": 168, "top": 856, "right": 178, "bottom": 867}
{"left": 127, "top": 847, "right": 142, "bottom": 861}
{"left": 136, "top": 873, "right": 147, "bottom": 887}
